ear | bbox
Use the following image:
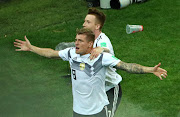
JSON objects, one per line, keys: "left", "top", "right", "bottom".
{"left": 95, "top": 24, "right": 101, "bottom": 30}
{"left": 88, "top": 41, "right": 93, "bottom": 48}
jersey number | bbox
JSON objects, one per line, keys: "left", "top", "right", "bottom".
{"left": 72, "top": 69, "right": 76, "bottom": 80}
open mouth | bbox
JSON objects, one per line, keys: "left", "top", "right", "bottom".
{"left": 76, "top": 47, "right": 79, "bottom": 50}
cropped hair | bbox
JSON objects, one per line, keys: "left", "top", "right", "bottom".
{"left": 76, "top": 28, "right": 95, "bottom": 43}
{"left": 88, "top": 8, "right": 106, "bottom": 30}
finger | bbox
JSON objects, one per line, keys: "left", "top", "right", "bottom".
{"left": 155, "top": 63, "right": 161, "bottom": 69}
{"left": 24, "top": 35, "right": 28, "bottom": 41}
{"left": 14, "top": 44, "right": 21, "bottom": 48}
{"left": 159, "top": 69, "right": 167, "bottom": 74}
{"left": 159, "top": 75, "right": 163, "bottom": 80}
{"left": 161, "top": 69, "right": 167, "bottom": 72}
{"left": 14, "top": 42, "right": 21, "bottom": 47}
{"left": 15, "top": 49, "right": 22, "bottom": 51}
{"left": 164, "top": 72, "right": 168, "bottom": 76}
{"left": 90, "top": 52, "right": 96, "bottom": 60}
{"left": 14, "top": 42, "right": 21, "bottom": 46}
{"left": 24, "top": 35, "right": 31, "bottom": 44}
{"left": 95, "top": 53, "right": 99, "bottom": 58}
{"left": 90, "top": 55, "right": 93, "bottom": 60}
{"left": 162, "top": 75, "right": 166, "bottom": 78}
{"left": 157, "top": 63, "right": 161, "bottom": 67}
{"left": 90, "top": 53, "right": 96, "bottom": 60}
{"left": 90, "top": 53, "right": 95, "bottom": 60}
{"left": 91, "top": 55, "right": 96, "bottom": 60}
{"left": 15, "top": 39, "right": 24, "bottom": 44}
{"left": 160, "top": 73, "right": 166, "bottom": 78}
{"left": 161, "top": 72, "right": 167, "bottom": 76}
{"left": 93, "top": 52, "right": 98, "bottom": 59}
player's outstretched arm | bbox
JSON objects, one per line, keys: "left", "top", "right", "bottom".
{"left": 14, "top": 36, "right": 59, "bottom": 58}
{"left": 115, "top": 61, "right": 167, "bottom": 80}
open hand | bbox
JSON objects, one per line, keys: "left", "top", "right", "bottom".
{"left": 14, "top": 36, "right": 32, "bottom": 51}
{"left": 90, "top": 47, "right": 104, "bottom": 60}
{"left": 153, "top": 63, "right": 167, "bottom": 80}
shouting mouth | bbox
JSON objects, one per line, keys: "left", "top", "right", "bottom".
{"left": 76, "top": 47, "right": 79, "bottom": 51}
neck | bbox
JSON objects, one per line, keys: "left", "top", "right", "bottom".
{"left": 80, "top": 47, "right": 93, "bottom": 56}
{"left": 94, "top": 30, "right": 101, "bottom": 39}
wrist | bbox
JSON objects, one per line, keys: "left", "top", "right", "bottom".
{"left": 145, "top": 67, "right": 154, "bottom": 73}
{"left": 29, "top": 45, "right": 36, "bottom": 52}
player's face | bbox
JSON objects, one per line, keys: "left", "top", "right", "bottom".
{"left": 83, "top": 15, "right": 97, "bottom": 32}
{"left": 75, "top": 34, "right": 91, "bottom": 55}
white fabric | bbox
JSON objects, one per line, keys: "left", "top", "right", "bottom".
{"left": 58, "top": 48, "right": 121, "bottom": 115}
{"left": 94, "top": 32, "right": 114, "bottom": 55}
{"left": 93, "top": 32, "right": 122, "bottom": 91}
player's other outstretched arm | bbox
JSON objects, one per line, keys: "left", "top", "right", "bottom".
{"left": 115, "top": 61, "right": 167, "bottom": 80}
{"left": 14, "top": 36, "right": 60, "bottom": 58}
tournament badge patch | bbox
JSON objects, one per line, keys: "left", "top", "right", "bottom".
{"left": 100, "top": 42, "right": 107, "bottom": 47}
{"left": 79, "top": 63, "right": 85, "bottom": 70}
{"left": 112, "top": 56, "right": 119, "bottom": 60}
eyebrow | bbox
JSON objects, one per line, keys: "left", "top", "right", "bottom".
{"left": 85, "top": 19, "right": 90, "bottom": 22}
{"left": 75, "top": 38, "right": 83, "bottom": 41}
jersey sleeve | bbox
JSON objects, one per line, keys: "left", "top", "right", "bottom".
{"left": 96, "top": 38, "right": 110, "bottom": 49}
{"left": 95, "top": 34, "right": 115, "bottom": 55}
{"left": 58, "top": 48, "right": 71, "bottom": 61}
{"left": 102, "top": 53, "right": 121, "bottom": 67}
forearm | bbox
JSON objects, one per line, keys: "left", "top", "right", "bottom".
{"left": 116, "top": 61, "right": 154, "bottom": 74}
{"left": 30, "top": 45, "right": 59, "bottom": 58}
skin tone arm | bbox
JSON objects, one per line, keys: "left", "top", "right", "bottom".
{"left": 115, "top": 61, "right": 167, "bottom": 80}
{"left": 90, "top": 46, "right": 110, "bottom": 60}
{"left": 14, "top": 36, "right": 59, "bottom": 58}
{"left": 90, "top": 47, "right": 168, "bottom": 80}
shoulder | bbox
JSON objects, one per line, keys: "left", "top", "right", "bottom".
{"left": 59, "top": 47, "right": 75, "bottom": 53}
{"left": 98, "top": 33, "right": 112, "bottom": 44}
{"left": 59, "top": 47, "right": 79, "bottom": 61}
{"left": 101, "top": 53, "right": 121, "bottom": 66}
{"left": 99, "top": 32, "right": 109, "bottom": 40}
{"left": 96, "top": 32, "right": 110, "bottom": 43}
{"left": 102, "top": 53, "right": 119, "bottom": 61}
{"left": 102, "top": 52, "right": 112, "bottom": 57}
{"left": 68, "top": 47, "right": 76, "bottom": 57}
{"left": 59, "top": 47, "right": 76, "bottom": 57}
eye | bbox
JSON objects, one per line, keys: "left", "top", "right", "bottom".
{"left": 86, "top": 20, "right": 90, "bottom": 24}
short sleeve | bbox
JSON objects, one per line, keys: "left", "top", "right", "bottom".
{"left": 102, "top": 53, "right": 121, "bottom": 67}
{"left": 97, "top": 39, "right": 109, "bottom": 48}
{"left": 94, "top": 33, "right": 115, "bottom": 55}
{"left": 58, "top": 48, "right": 71, "bottom": 61}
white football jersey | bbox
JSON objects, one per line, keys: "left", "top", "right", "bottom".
{"left": 94, "top": 32, "right": 114, "bottom": 55}
{"left": 58, "top": 47, "right": 121, "bottom": 115}
{"left": 94, "top": 32, "right": 122, "bottom": 91}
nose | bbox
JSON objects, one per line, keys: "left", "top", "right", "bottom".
{"left": 83, "top": 22, "right": 86, "bottom": 27}
{"left": 75, "top": 40, "right": 78, "bottom": 45}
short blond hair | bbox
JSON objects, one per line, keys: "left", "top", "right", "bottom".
{"left": 88, "top": 8, "right": 106, "bottom": 30}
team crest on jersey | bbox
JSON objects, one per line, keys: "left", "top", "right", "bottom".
{"left": 79, "top": 63, "right": 85, "bottom": 70}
